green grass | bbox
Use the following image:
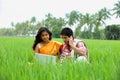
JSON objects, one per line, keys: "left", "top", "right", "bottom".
{"left": 0, "top": 37, "right": 120, "bottom": 80}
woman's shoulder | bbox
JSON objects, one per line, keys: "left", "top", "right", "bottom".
{"left": 53, "top": 40, "right": 61, "bottom": 44}
{"left": 51, "top": 40, "right": 62, "bottom": 46}
{"left": 36, "top": 43, "right": 42, "bottom": 49}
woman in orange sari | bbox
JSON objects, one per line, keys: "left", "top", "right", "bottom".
{"left": 32, "top": 27, "right": 61, "bottom": 56}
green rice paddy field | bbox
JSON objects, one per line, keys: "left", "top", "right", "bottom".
{"left": 0, "top": 37, "right": 120, "bottom": 80}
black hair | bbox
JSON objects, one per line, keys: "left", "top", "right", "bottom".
{"left": 60, "top": 27, "right": 73, "bottom": 37}
{"left": 32, "top": 27, "right": 52, "bottom": 50}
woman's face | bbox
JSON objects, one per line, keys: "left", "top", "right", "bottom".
{"left": 40, "top": 31, "right": 50, "bottom": 43}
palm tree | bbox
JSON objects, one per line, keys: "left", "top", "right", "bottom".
{"left": 45, "top": 13, "right": 54, "bottom": 30}
{"left": 11, "top": 22, "right": 14, "bottom": 28}
{"left": 45, "top": 13, "right": 53, "bottom": 19}
{"left": 95, "top": 8, "right": 111, "bottom": 27}
{"left": 30, "top": 16, "right": 36, "bottom": 36}
{"left": 92, "top": 8, "right": 111, "bottom": 39}
{"left": 80, "top": 13, "right": 93, "bottom": 38}
{"left": 14, "top": 22, "right": 23, "bottom": 36}
{"left": 30, "top": 16, "right": 36, "bottom": 25}
{"left": 9, "top": 22, "right": 14, "bottom": 35}
{"left": 65, "top": 10, "right": 80, "bottom": 26}
{"left": 113, "top": 0, "right": 120, "bottom": 18}
{"left": 44, "top": 15, "right": 66, "bottom": 37}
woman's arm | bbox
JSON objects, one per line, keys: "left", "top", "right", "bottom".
{"left": 34, "top": 44, "right": 41, "bottom": 53}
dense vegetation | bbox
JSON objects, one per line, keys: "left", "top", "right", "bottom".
{"left": 0, "top": 37, "right": 120, "bottom": 80}
{"left": 105, "top": 25, "right": 120, "bottom": 40}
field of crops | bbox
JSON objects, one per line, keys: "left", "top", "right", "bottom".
{"left": 0, "top": 37, "right": 120, "bottom": 80}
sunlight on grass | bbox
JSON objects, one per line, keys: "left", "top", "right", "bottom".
{"left": 0, "top": 37, "right": 120, "bottom": 80}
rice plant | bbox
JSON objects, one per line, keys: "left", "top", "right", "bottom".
{"left": 0, "top": 37, "right": 119, "bottom": 80}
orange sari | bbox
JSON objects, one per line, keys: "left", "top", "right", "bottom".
{"left": 39, "top": 40, "right": 62, "bottom": 56}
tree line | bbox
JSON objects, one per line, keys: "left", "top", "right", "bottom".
{"left": 0, "top": 0, "right": 120, "bottom": 40}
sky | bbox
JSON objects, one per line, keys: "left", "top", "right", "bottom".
{"left": 0, "top": 0, "right": 120, "bottom": 28}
